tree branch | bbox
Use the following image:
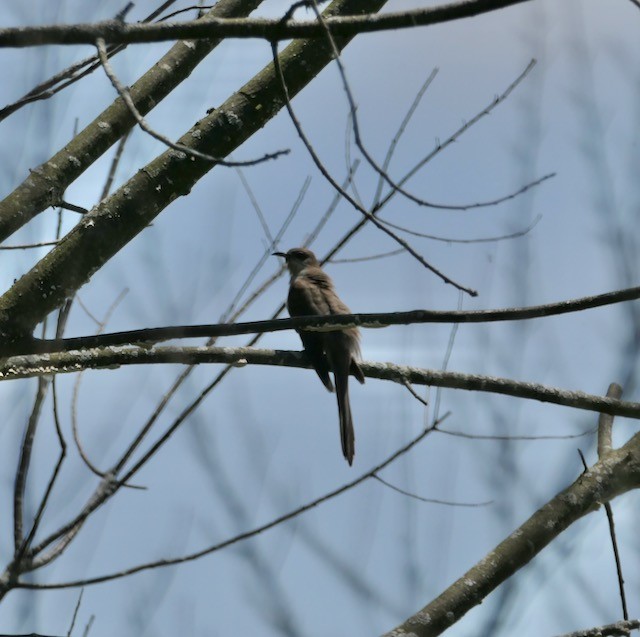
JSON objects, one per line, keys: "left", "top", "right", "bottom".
{"left": 0, "top": 0, "right": 264, "bottom": 243}
{"left": 6, "top": 285, "right": 640, "bottom": 356}
{"left": 2, "top": 346, "right": 640, "bottom": 421}
{"left": 0, "top": 1, "right": 533, "bottom": 48}
{"left": 382, "top": 431, "right": 640, "bottom": 636}
{"left": 0, "top": 0, "right": 389, "bottom": 335}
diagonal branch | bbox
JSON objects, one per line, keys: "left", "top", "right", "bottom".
{"left": 0, "top": 0, "right": 265, "bottom": 243}
{"left": 0, "top": 0, "right": 389, "bottom": 336}
{"left": 382, "top": 429, "right": 640, "bottom": 637}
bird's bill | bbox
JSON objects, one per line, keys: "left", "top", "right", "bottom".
{"left": 272, "top": 251, "right": 287, "bottom": 258}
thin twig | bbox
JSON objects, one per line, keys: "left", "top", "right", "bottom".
{"left": 66, "top": 589, "right": 83, "bottom": 637}
{"left": 95, "top": 38, "right": 289, "bottom": 168}
{"left": 596, "top": 383, "right": 628, "bottom": 621}
{"left": 402, "top": 380, "right": 429, "bottom": 406}
{"left": 220, "top": 176, "right": 311, "bottom": 322}
{"left": 58, "top": 200, "right": 89, "bottom": 215}
{"left": 372, "top": 68, "right": 439, "bottom": 207}
{"left": 16, "top": 414, "right": 450, "bottom": 589}
{"left": 311, "top": 5, "right": 549, "bottom": 212}
{"left": 0, "top": 240, "right": 59, "bottom": 251}
{"left": 378, "top": 214, "right": 542, "bottom": 244}
{"left": 372, "top": 474, "right": 491, "bottom": 507}
{"left": 271, "top": 40, "right": 478, "bottom": 297}
{"left": 436, "top": 425, "right": 597, "bottom": 441}
{"left": 18, "top": 304, "right": 73, "bottom": 555}
{"left": 82, "top": 615, "right": 95, "bottom": 637}
{"left": 70, "top": 290, "right": 144, "bottom": 489}
{"left": 13, "top": 378, "right": 50, "bottom": 551}
{"left": 330, "top": 248, "right": 403, "bottom": 263}
{"left": 604, "top": 501, "right": 628, "bottom": 621}
{"left": 552, "top": 620, "right": 640, "bottom": 637}
{"left": 100, "top": 131, "right": 131, "bottom": 201}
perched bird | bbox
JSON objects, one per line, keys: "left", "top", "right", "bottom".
{"left": 273, "top": 247, "right": 365, "bottom": 465}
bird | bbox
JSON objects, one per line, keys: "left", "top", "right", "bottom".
{"left": 273, "top": 247, "right": 365, "bottom": 465}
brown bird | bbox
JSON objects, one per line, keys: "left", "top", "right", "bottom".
{"left": 273, "top": 247, "right": 365, "bottom": 465}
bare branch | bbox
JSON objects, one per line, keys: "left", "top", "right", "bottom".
{"left": 382, "top": 431, "right": 640, "bottom": 637}
{"left": 15, "top": 414, "right": 447, "bottom": 589}
{"left": 13, "top": 379, "right": 50, "bottom": 551}
{"left": 0, "top": 1, "right": 534, "bottom": 48}
{"left": 0, "top": 0, "right": 389, "bottom": 334}
{"left": 552, "top": 620, "right": 640, "bottom": 637}
{"left": 95, "top": 38, "right": 288, "bottom": 167}
{"left": 271, "top": 39, "right": 478, "bottom": 297}
{"left": 3, "top": 346, "right": 640, "bottom": 421}
{"left": 0, "top": 0, "right": 266, "bottom": 244}
{"left": 11, "top": 285, "right": 640, "bottom": 356}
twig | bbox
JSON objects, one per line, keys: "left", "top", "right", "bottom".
{"left": 372, "top": 68, "right": 439, "bottom": 207}
{"left": 0, "top": 1, "right": 180, "bottom": 122}
{"left": 378, "top": 214, "right": 542, "bottom": 244}
{"left": 220, "top": 176, "right": 311, "bottom": 322}
{"left": 234, "top": 164, "right": 274, "bottom": 244}
{"left": 13, "top": 379, "right": 49, "bottom": 551}
{"left": 100, "top": 131, "right": 130, "bottom": 201}
{"left": 436, "top": 425, "right": 596, "bottom": 441}
{"left": 402, "top": 380, "right": 428, "bottom": 406}
{"left": 595, "top": 383, "right": 628, "bottom": 622}
{"left": 311, "top": 5, "right": 549, "bottom": 212}
{"left": 271, "top": 40, "right": 478, "bottom": 297}
{"left": 15, "top": 414, "right": 449, "bottom": 588}
{"left": 95, "top": 38, "right": 289, "bottom": 168}
{"left": 552, "top": 620, "right": 640, "bottom": 637}
{"left": 70, "top": 290, "right": 144, "bottom": 489}
{"left": 66, "top": 589, "right": 83, "bottom": 637}
{"left": 16, "top": 301, "right": 73, "bottom": 557}
{"left": 330, "top": 248, "right": 404, "bottom": 263}
{"left": 82, "top": 615, "right": 95, "bottom": 637}
{"left": 0, "top": 241, "right": 59, "bottom": 251}
{"left": 371, "top": 474, "right": 491, "bottom": 507}
{"left": 58, "top": 200, "right": 89, "bottom": 215}
{"left": 160, "top": 5, "right": 216, "bottom": 21}
{"left": 605, "top": 501, "right": 628, "bottom": 621}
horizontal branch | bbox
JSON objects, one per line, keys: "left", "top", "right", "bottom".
{"left": 553, "top": 620, "right": 640, "bottom": 637}
{"left": 3, "top": 345, "right": 640, "bottom": 420}
{"left": 10, "top": 285, "right": 640, "bottom": 356}
{"left": 0, "top": 0, "right": 532, "bottom": 48}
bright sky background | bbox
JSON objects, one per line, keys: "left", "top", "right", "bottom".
{"left": 0, "top": 1, "right": 639, "bottom": 636}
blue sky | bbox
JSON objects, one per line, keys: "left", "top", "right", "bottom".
{"left": 0, "top": 1, "right": 639, "bottom": 636}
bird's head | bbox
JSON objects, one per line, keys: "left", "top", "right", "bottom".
{"left": 272, "top": 247, "right": 319, "bottom": 276}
